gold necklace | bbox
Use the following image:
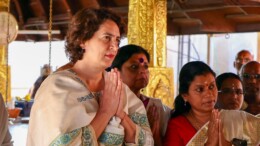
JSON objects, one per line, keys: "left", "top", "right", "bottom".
{"left": 189, "top": 111, "right": 205, "bottom": 131}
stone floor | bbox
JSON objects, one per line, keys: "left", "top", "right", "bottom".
{"left": 8, "top": 118, "right": 29, "bottom": 146}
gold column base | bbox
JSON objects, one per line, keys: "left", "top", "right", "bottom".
{"left": 0, "top": 65, "right": 11, "bottom": 102}
{"left": 142, "top": 67, "right": 174, "bottom": 109}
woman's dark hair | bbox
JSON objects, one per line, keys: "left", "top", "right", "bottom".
{"left": 110, "top": 44, "right": 150, "bottom": 70}
{"left": 216, "top": 72, "right": 241, "bottom": 90}
{"left": 65, "top": 8, "right": 125, "bottom": 63}
{"left": 171, "top": 61, "right": 216, "bottom": 118}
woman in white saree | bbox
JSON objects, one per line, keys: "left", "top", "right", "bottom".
{"left": 26, "top": 8, "right": 153, "bottom": 146}
{"left": 187, "top": 110, "right": 260, "bottom": 146}
{"left": 187, "top": 72, "right": 260, "bottom": 145}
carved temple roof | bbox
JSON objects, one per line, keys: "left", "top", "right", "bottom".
{"left": 4, "top": 0, "right": 260, "bottom": 41}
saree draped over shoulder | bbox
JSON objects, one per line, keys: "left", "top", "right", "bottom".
{"left": 27, "top": 70, "right": 153, "bottom": 146}
{"left": 145, "top": 96, "right": 171, "bottom": 137}
{"left": 187, "top": 110, "right": 260, "bottom": 146}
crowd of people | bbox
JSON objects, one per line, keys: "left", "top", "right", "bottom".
{"left": 1, "top": 7, "right": 260, "bottom": 146}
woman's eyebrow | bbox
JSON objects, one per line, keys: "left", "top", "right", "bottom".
{"left": 103, "top": 32, "right": 120, "bottom": 38}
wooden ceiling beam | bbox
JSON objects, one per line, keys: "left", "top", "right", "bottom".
{"left": 97, "top": 0, "right": 117, "bottom": 7}
{"left": 236, "top": 23, "right": 260, "bottom": 32}
{"left": 29, "top": 0, "right": 46, "bottom": 18}
{"left": 233, "top": 0, "right": 260, "bottom": 5}
{"left": 80, "top": 0, "right": 100, "bottom": 8}
{"left": 12, "top": 0, "right": 24, "bottom": 25}
{"left": 226, "top": 14, "right": 260, "bottom": 23}
{"left": 108, "top": 6, "right": 128, "bottom": 13}
{"left": 11, "top": 0, "right": 260, "bottom": 41}
{"left": 172, "top": 18, "right": 202, "bottom": 26}
{"left": 113, "top": 0, "right": 128, "bottom": 6}
{"left": 52, "top": 0, "right": 72, "bottom": 21}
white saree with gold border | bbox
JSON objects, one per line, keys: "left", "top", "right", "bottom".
{"left": 187, "top": 110, "right": 260, "bottom": 146}
{"left": 26, "top": 70, "right": 153, "bottom": 146}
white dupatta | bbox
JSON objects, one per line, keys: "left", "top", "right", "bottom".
{"left": 27, "top": 70, "right": 153, "bottom": 146}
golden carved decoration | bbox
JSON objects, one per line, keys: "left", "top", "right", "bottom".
{"left": 154, "top": 0, "right": 167, "bottom": 67}
{"left": 128, "top": 0, "right": 174, "bottom": 108}
{"left": 142, "top": 67, "right": 174, "bottom": 108}
{"left": 0, "top": 0, "right": 9, "bottom": 7}
{"left": 0, "top": 1, "right": 15, "bottom": 102}
{"left": 0, "top": 0, "right": 9, "bottom": 11}
{"left": 128, "top": 0, "right": 154, "bottom": 66}
{"left": 0, "top": 46, "right": 11, "bottom": 102}
{"left": 0, "top": 64, "right": 11, "bottom": 102}
{"left": 0, "top": 45, "right": 6, "bottom": 64}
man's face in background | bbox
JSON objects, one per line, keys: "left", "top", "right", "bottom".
{"left": 234, "top": 50, "right": 253, "bottom": 75}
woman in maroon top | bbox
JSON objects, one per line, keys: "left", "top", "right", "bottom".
{"left": 111, "top": 44, "right": 171, "bottom": 146}
{"left": 164, "top": 61, "right": 223, "bottom": 146}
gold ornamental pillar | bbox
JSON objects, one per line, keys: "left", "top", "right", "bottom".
{"left": 0, "top": 0, "right": 12, "bottom": 102}
{"left": 0, "top": 46, "right": 11, "bottom": 102}
{"left": 128, "top": 0, "right": 174, "bottom": 108}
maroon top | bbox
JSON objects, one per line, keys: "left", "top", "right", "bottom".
{"left": 164, "top": 115, "right": 197, "bottom": 146}
{"left": 142, "top": 97, "right": 150, "bottom": 108}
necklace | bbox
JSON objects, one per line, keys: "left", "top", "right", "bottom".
{"left": 188, "top": 111, "right": 206, "bottom": 131}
